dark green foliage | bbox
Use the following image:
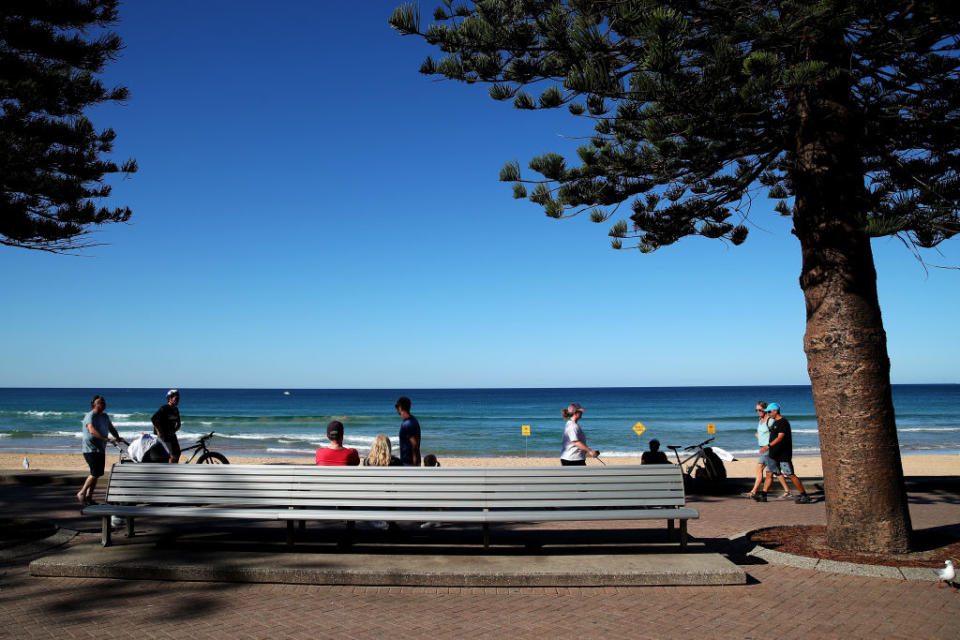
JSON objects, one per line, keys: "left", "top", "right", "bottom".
{"left": 390, "top": 0, "right": 960, "bottom": 252}
{"left": 1, "top": 0, "right": 137, "bottom": 252}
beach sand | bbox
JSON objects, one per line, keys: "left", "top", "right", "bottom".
{"left": 3, "top": 452, "right": 957, "bottom": 477}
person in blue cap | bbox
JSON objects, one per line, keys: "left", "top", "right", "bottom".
{"left": 752, "top": 403, "right": 812, "bottom": 503}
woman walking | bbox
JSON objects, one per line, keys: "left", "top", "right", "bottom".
{"left": 559, "top": 402, "right": 598, "bottom": 466}
{"left": 745, "top": 401, "right": 791, "bottom": 499}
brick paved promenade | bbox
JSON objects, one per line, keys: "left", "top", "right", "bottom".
{"left": 1, "top": 479, "right": 958, "bottom": 639}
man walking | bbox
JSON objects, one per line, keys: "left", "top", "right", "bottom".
{"left": 753, "top": 403, "right": 812, "bottom": 503}
{"left": 395, "top": 396, "right": 421, "bottom": 466}
{"left": 151, "top": 389, "right": 182, "bottom": 464}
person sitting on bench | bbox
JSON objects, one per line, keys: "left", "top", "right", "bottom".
{"left": 641, "top": 439, "right": 669, "bottom": 464}
{"left": 315, "top": 420, "right": 360, "bottom": 466}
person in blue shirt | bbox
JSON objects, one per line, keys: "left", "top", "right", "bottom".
{"left": 395, "top": 396, "right": 421, "bottom": 466}
{"left": 78, "top": 395, "right": 126, "bottom": 505}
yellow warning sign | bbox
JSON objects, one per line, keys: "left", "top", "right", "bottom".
{"left": 707, "top": 423, "right": 716, "bottom": 434}
{"left": 632, "top": 421, "right": 646, "bottom": 436}
{"left": 521, "top": 424, "right": 531, "bottom": 436}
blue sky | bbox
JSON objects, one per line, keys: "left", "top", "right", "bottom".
{"left": 1, "top": 1, "right": 957, "bottom": 389}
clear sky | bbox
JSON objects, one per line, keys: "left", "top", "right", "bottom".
{"left": 1, "top": 1, "right": 957, "bottom": 389}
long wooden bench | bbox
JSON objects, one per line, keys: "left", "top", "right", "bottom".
{"left": 83, "top": 463, "right": 699, "bottom": 549}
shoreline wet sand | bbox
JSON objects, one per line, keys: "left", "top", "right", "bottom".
{"left": 3, "top": 451, "right": 957, "bottom": 477}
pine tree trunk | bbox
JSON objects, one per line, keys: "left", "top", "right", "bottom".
{"left": 791, "top": 39, "right": 913, "bottom": 553}
{"left": 796, "top": 223, "right": 913, "bottom": 553}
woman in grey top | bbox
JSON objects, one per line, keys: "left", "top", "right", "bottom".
{"left": 78, "top": 395, "right": 126, "bottom": 505}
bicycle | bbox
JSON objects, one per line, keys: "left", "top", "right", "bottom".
{"left": 181, "top": 431, "right": 230, "bottom": 464}
{"left": 666, "top": 437, "right": 732, "bottom": 491}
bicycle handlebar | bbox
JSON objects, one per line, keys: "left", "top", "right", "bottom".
{"left": 673, "top": 437, "right": 715, "bottom": 451}
{"left": 683, "top": 437, "right": 715, "bottom": 450}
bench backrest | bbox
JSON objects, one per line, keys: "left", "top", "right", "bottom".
{"left": 104, "top": 463, "right": 687, "bottom": 510}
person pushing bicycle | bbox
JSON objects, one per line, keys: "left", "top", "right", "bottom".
{"left": 151, "top": 389, "right": 182, "bottom": 464}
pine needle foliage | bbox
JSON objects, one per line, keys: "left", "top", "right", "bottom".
{"left": 1, "top": 0, "right": 138, "bottom": 253}
{"left": 389, "top": 0, "right": 960, "bottom": 252}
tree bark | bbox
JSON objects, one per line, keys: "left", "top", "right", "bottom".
{"left": 791, "top": 37, "right": 913, "bottom": 553}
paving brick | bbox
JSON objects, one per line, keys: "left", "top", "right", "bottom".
{"left": 3, "top": 482, "right": 960, "bottom": 638}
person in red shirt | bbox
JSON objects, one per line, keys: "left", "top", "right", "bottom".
{"left": 315, "top": 420, "right": 360, "bottom": 466}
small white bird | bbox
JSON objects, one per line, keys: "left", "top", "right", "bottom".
{"left": 936, "top": 559, "right": 957, "bottom": 592}
{"left": 22, "top": 456, "right": 29, "bottom": 470}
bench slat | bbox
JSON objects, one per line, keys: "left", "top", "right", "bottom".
{"left": 86, "top": 504, "right": 699, "bottom": 523}
{"left": 89, "top": 463, "right": 699, "bottom": 548}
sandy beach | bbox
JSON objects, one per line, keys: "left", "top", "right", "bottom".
{"left": 3, "top": 451, "right": 957, "bottom": 477}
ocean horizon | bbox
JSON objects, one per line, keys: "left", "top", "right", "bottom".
{"left": 1, "top": 384, "right": 958, "bottom": 461}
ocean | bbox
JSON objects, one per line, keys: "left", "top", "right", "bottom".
{"left": 1, "top": 385, "right": 958, "bottom": 461}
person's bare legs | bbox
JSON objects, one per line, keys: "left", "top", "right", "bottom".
{"left": 762, "top": 472, "right": 773, "bottom": 492}
{"left": 77, "top": 475, "right": 98, "bottom": 504}
{"left": 747, "top": 463, "right": 764, "bottom": 496}
{"left": 776, "top": 473, "right": 791, "bottom": 496}
{"left": 787, "top": 474, "right": 806, "bottom": 494}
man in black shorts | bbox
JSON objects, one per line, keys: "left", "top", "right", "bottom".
{"left": 151, "top": 389, "right": 182, "bottom": 463}
{"left": 753, "top": 403, "right": 812, "bottom": 503}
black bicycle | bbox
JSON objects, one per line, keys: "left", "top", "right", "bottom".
{"left": 181, "top": 431, "right": 230, "bottom": 464}
{"left": 666, "top": 437, "right": 727, "bottom": 490}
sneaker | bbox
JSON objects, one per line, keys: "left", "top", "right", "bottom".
{"left": 795, "top": 493, "right": 812, "bottom": 504}
{"left": 741, "top": 492, "right": 756, "bottom": 498}
{"left": 776, "top": 492, "right": 794, "bottom": 500}
{"left": 751, "top": 492, "right": 767, "bottom": 502}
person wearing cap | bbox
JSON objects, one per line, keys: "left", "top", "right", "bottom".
{"left": 315, "top": 420, "right": 360, "bottom": 466}
{"left": 745, "top": 401, "right": 792, "bottom": 499}
{"left": 395, "top": 396, "right": 421, "bottom": 466}
{"left": 151, "top": 389, "right": 182, "bottom": 463}
{"left": 641, "top": 439, "right": 669, "bottom": 464}
{"left": 560, "top": 402, "right": 598, "bottom": 466}
{"left": 753, "top": 403, "right": 812, "bottom": 503}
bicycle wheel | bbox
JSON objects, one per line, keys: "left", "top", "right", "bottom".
{"left": 702, "top": 457, "right": 725, "bottom": 483}
{"left": 197, "top": 451, "right": 229, "bottom": 464}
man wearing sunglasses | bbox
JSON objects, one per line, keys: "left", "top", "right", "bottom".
{"left": 753, "top": 403, "right": 812, "bottom": 503}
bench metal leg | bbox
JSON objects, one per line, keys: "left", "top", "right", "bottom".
{"left": 101, "top": 516, "right": 112, "bottom": 547}
{"left": 680, "top": 520, "right": 688, "bottom": 551}
{"left": 299, "top": 520, "right": 305, "bottom": 531}
{"left": 125, "top": 516, "right": 135, "bottom": 538}
{"left": 286, "top": 520, "right": 294, "bottom": 546}
{"left": 667, "top": 518, "right": 675, "bottom": 540}
{"left": 482, "top": 523, "right": 490, "bottom": 550}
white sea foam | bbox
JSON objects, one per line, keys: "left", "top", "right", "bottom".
{"left": 266, "top": 447, "right": 317, "bottom": 455}
{"left": 112, "top": 421, "right": 153, "bottom": 428}
{"left": 898, "top": 427, "right": 960, "bottom": 432}
{"left": 22, "top": 411, "right": 68, "bottom": 418}
{"left": 204, "top": 432, "right": 378, "bottom": 447}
